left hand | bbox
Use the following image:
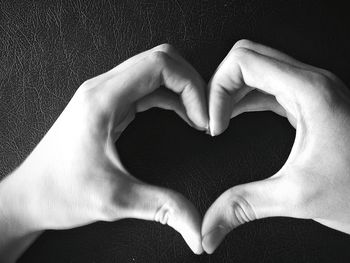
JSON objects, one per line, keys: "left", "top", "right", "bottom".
{"left": 202, "top": 39, "right": 350, "bottom": 253}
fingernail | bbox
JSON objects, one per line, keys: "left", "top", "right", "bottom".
{"left": 210, "top": 128, "right": 215, "bottom": 137}
{"left": 205, "top": 127, "right": 211, "bottom": 135}
{"left": 202, "top": 225, "right": 229, "bottom": 254}
{"left": 205, "top": 124, "right": 215, "bottom": 137}
{"left": 209, "top": 126, "right": 216, "bottom": 137}
{"left": 207, "top": 120, "right": 215, "bottom": 137}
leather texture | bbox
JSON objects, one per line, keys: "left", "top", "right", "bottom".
{"left": 1, "top": 0, "right": 350, "bottom": 262}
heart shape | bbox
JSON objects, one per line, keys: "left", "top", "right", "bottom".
{"left": 5, "top": 40, "right": 347, "bottom": 261}
{"left": 117, "top": 107, "right": 294, "bottom": 250}
{"left": 114, "top": 39, "right": 350, "bottom": 255}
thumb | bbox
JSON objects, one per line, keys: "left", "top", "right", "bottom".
{"left": 202, "top": 176, "right": 292, "bottom": 254}
{"left": 121, "top": 181, "right": 203, "bottom": 254}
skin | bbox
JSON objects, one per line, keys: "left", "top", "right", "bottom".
{"left": 1, "top": 40, "right": 350, "bottom": 261}
{"left": 202, "top": 39, "right": 350, "bottom": 253}
{"left": 0, "top": 44, "right": 209, "bottom": 262}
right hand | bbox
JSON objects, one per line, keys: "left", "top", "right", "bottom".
{"left": 202, "top": 39, "right": 350, "bottom": 253}
{"left": 0, "top": 43, "right": 208, "bottom": 262}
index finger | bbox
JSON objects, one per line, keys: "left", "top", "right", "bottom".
{"left": 208, "top": 47, "right": 320, "bottom": 135}
{"left": 101, "top": 49, "right": 209, "bottom": 130}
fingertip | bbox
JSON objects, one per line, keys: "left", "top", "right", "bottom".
{"left": 163, "top": 193, "right": 204, "bottom": 255}
{"left": 193, "top": 118, "right": 209, "bottom": 132}
{"left": 124, "top": 183, "right": 204, "bottom": 253}
{"left": 178, "top": 210, "right": 204, "bottom": 255}
{"left": 190, "top": 235, "right": 204, "bottom": 255}
{"left": 202, "top": 225, "right": 229, "bottom": 254}
{"left": 205, "top": 125, "right": 212, "bottom": 136}
{"left": 209, "top": 117, "right": 229, "bottom": 137}
{"left": 180, "top": 77, "right": 209, "bottom": 131}
{"left": 176, "top": 210, "right": 203, "bottom": 254}
{"left": 208, "top": 88, "right": 233, "bottom": 136}
{"left": 193, "top": 110, "right": 210, "bottom": 132}
{"left": 209, "top": 119, "right": 216, "bottom": 137}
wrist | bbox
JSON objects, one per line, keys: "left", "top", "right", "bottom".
{"left": 0, "top": 167, "right": 45, "bottom": 231}
{"left": 0, "top": 167, "right": 44, "bottom": 262}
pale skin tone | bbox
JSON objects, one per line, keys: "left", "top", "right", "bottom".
{"left": 202, "top": 39, "right": 350, "bottom": 253}
{"left": 0, "top": 40, "right": 350, "bottom": 261}
{"left": 0, "top": 44, "right": 208, "bottom": 262}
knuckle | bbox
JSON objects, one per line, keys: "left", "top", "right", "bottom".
{"left": 320, "top": 69, "right": 337, "bottom": 81}
{"left": 77, "top": 79, "right": 98, "bottom": 98}
{"left": 226, "top": 187, "right": 256, "bottom": 227}
{"left": 75, "top": 82, "right": 95, "bottom": 106}
{"left": 154, "top": 43, "right": 175, "bottom": 54}
{"left": 154, "top": 190, "right": 188, "bottom": 226}
{"left": 154, "top": 195, "right": 178, "bottom": 224}
{"left": 149, "top": 50, "right": 170, "bottom": 66}
{"left": 307, "top": 71, "right": 337, "bottom": 106}
{"left": 310, "top": 71, "right": 332, "bottom": 88}
{"left": 75, "top": 81, "right": 111, "bottom": 127}
{"left": 77, "top": 78, "right": 99, "bottom": 98}
{"left": 230, "top": 46, "right": 253, "bottom": 61}
{"left": 79, "top": 79, "right": 94, "bottom": 90}
{"left": 233, "top": 39, "right": 254, "bottom": 49}
{"left": 154, "top": 203, "right": 172, "bottom": 225}
{"left": 76, "top": 82, "right": 101, "bottom": 108}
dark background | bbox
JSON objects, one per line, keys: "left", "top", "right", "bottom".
{"left": 1, "top": 0, "right": 350, "bottom": 262}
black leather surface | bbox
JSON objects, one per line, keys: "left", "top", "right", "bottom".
{"left": 1, "top": 0, "right": 350, "bottom": 262}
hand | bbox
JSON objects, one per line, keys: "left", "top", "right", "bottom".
{"left": 202, "top": 39, "right": 350, "bottom": 253}
{"left": 0, "top": 44, "right": 209, "bottom": 261}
